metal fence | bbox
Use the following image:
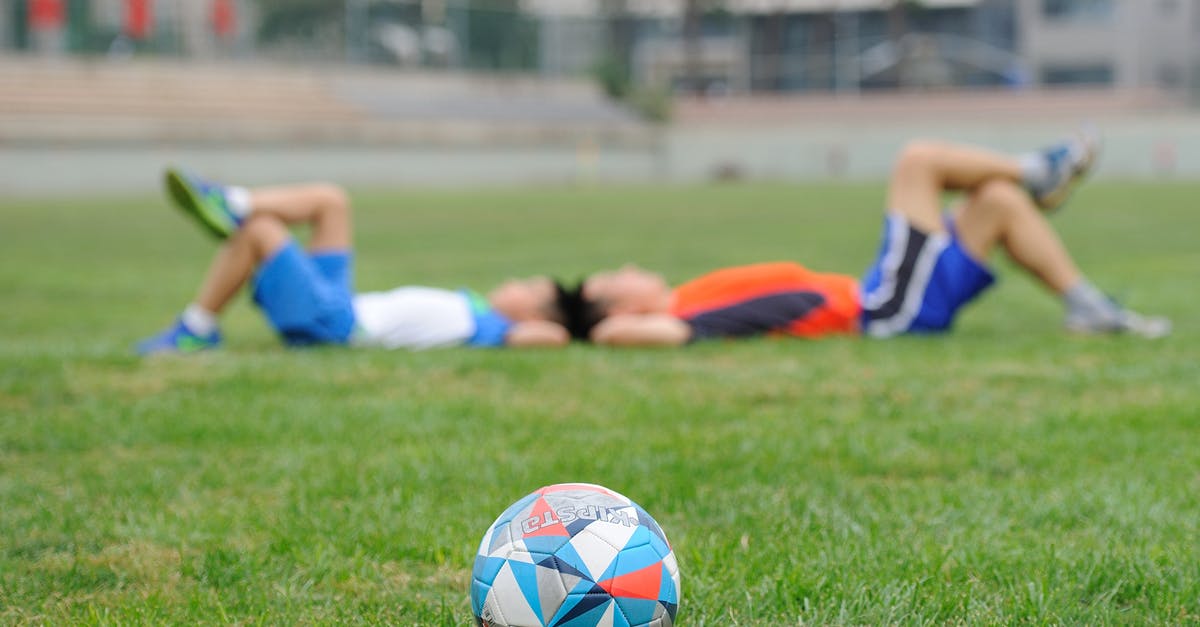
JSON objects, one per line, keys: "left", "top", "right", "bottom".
{"left": 2, "top": 0, "right": 1197, "bottom": 97}
{"left": 0, "top": 1, "right": 557, "bottom": 71}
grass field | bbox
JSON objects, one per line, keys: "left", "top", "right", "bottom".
{"left": 2, "top": 181, "right": 1198, "bottom": 625}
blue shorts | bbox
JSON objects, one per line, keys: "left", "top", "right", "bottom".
{"left": 860, "top": 214, "right": 995, "bottom": 337}
{"left": 253, "top": 241, "right": 357, "bottom": 346}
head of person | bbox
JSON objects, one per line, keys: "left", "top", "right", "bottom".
{"left": 489, "top": 266, "right": 671, "bottom": 340}
{"left": 582, "top": 264, "right": 672, "bottom": 315}
{"left": 559, "top": 264, "right": 672, "bottom": 339}
{"left": 491, "top": 277, "right": 610, "bottom": 341}
{"left": 487, "top": 276, "right": 567, "bottom": 324}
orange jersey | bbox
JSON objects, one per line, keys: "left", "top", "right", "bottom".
{"left": 669, "top": 262, "right": 861, "bottom": 340}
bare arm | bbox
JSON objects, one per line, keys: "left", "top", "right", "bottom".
{"left": 591, "top": 314, "right": 692, "bottom": 347}
{"left": 504, "top": 320, "right": 571, "bottom": 348}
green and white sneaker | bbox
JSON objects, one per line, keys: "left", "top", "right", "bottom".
{"left": 164, "top": 168, "right": 242, "bottom": 239}
{"left": 136, "top": 319, "right": 222, "bottom": 355}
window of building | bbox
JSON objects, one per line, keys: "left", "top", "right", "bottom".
{"left": 1041, "top": 63, "right": 1114, "bottom": 85}
{"left": 1158, "top": 64, "right": 1183, "bottom": 87}
{"left": 1042, "top": 0, "right": 1114, "bottom": 21}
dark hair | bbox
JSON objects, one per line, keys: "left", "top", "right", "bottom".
{"left": 554, "top": 280, "right": 605, "bottom": 341}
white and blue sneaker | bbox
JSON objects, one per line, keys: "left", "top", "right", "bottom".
{"left": 136, "top": 319, "right": 222, "bottom": 356}
{"left": 164, "top": 168, "right": 243, "bottom": 239}
{"left": 1028, "top": 129, "right": 1101, "bottom": 212}
{"left": 1065, "top": 305, "right": 1172, "bottom": 339}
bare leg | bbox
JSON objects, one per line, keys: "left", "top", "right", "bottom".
{"left": 194, "top": 216, "right": 292, "bottom": 314}
{"left": 953, "top": 179, "right": 1081, "bottom": 294}
{"left": 886, "top": 140, "right": 1024, "bottom": 233}
{"left": 139, "top": 183, "right": 353, "bottom": 353}
{"left": 246, "top": 183, "right": 352, "bottom": 251}
{"left": 953, "top": 179, "right": 1170, "bottom": 337}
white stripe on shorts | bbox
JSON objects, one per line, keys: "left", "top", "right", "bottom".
{"left": 864, "top": 229, "right": 950, "bottom": 338}
{"left": 862, "top": 215, "right": 907, "bottom": 311}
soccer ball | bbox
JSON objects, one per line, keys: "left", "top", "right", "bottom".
{"left": 471, "top": 483, "right": 681, "bottom": 627}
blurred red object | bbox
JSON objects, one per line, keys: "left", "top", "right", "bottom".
{"left": 125, "top": 0, "right": 153, "bottom": 40}
{"left": 28, "top": 0, "right": 65, "bottom": 30}
{"left": 212, "top": 0, "right": 236, "bottom": 39}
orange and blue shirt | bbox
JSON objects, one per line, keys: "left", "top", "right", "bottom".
{"left": 669, "top": 262, "right": 861, "bottom": 341}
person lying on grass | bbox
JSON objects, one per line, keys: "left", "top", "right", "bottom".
{"left": 138, "top": 172, "right": 571, "bottom": 355}
{"left": 566, "top": 134, "right": 1171, "bottom": 346}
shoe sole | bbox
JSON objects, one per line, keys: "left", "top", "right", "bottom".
{"left": 137, "top": 338, "right": 219, "bottom": 356}
{"left": 1038, "top": 162, "right": 1090, "bottom": 212}
{"left": 1038, "top": 134, "right": 1100, "bottom": 212}
{"left": 1065, "top": 319, "right": 1172, "bottom": 339}
{"left": 164, "top": 169, "right": 233, "bottom": 239}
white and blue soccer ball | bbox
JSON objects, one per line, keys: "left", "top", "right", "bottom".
{"left": 471, "top": 483, "right": 681, "bottom": 627}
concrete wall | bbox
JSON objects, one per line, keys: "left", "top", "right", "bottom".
{"left": 663, "top": 114, "right": 1200, "bottom": 182}
{"left": 6, "top": 112, "right": 1200, "bottom": 195}
{"left": 2, "top": 55, "right": 1198, "bottom": 196}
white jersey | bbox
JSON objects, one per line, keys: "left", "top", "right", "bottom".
{"left": 351, "top": 287, "right": 489, "bottom": 350}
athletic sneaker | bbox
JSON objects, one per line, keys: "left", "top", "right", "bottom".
{"left": 136, "top": 319, "right": 222, "bottom": 355}
{"left": 1029, "top": 129, "right": 1101, "bottom": 212}
{"left": 1065, "top": 307, "right": 1172, "bottom": 339}
{"left": 164, "top": 168, "right": 242, "bottom": 239}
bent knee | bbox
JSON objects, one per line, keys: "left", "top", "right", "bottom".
{"left": 313, "top": 183, "right": 351, "bottom": 216}
{"left": 236, "top": 215, "right": 291, "bottom": 256}
{"left": 241, "top": 214, "right": 287, "bottom": 236}
{"left": 893, "top": 140, "right": 945, "bottom": 174}
{"left": 973, "top": 178, "right": 1029, "bottom": 211}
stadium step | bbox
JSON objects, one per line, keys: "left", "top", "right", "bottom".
{"left": 0, "top": 57, "right": 651, "bottom": 148}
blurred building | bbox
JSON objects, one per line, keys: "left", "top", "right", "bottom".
{"left": 1, "top": 0, "right": 1197, "bottom": 95}
{"left": 526, "top": 0, "right": 1200, "bottom": 95}
{"left": 1018, "top": 0, "right": 1199, "bottom": 90}
{"left": 6, "top": 0, "right": 1200, "bottom": 192}
{"left": 1, "top": 0, "right": 252, "bottom": 57}
{"left": 522, "top": 1, "right": 1017, "bottom": 93}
